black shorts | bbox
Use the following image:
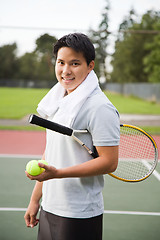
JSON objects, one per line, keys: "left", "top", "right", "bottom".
{"left": 37, "top": 208, "right": 103, "bottom": 240}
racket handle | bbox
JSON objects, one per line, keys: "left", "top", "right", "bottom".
{"left": 29, "top": 114, "right": 73, "bottom": 136}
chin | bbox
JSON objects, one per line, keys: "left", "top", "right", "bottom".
{"left": 66, "top": 85, "right": 78, "bottom": 94}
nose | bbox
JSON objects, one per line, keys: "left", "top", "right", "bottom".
{"left": 63, "top": 64, "right": 71, "bottom": 75}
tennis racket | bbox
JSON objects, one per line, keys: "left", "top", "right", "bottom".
{"left": 29, "top": 114, "right": 158, "bottom": 183}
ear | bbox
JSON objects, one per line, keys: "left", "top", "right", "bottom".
{"left": 88, "top": 60, "right": 95, "bottom": 72}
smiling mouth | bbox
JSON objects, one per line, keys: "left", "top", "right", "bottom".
{"left": 62, "top": 77, "right": 75, "bottom": 82}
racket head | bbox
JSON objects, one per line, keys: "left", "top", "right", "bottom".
{"left": 109, "top": 124, "right": 158, "bottom": 182}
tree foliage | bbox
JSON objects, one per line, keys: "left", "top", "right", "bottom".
{"left": 88, "top": 0, "right": 110, "bottom": 82}
{"left": 0, "top": 34, "right": 57, "bottom": 84}
{"left": 0, "top": 43, "right": 19, "bottom": 79}
{"left": 1, "top": 7, "right": 160, "bottom": 85}
{"left": 111, "top": 10, "right": 160, "bottom": 83}
{"left": 18, "top": 52, "right": 39, "bottom": 80}
{"left": 143, "top": 19, "right": 160, "bottom": 82}
{"left": 34, "top": 34, "right": 57, "bottom": 81}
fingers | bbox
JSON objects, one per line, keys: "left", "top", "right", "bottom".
{"left": 25, "top": 164, "right": 58, "bottom": 182}
{"left": 25, "top": 163, "right": 49, "bottom": 180}
{"left": 24, "top": 213, "right": 31, "bottom": 227}
{"left": 38, "top": 162, "right": 48, "bottom": 170}
{"left": 25, "top": 171, "right": 44, "bottom": 182}
{"left": 30, "top": 216, "right": 39, "bottom": 228}
{"left": 24, "top": 213, "right": 39, "bottom": 228}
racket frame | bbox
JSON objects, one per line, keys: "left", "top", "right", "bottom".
{"left": 109, "top": 124, "right": 158, "bottom": 182}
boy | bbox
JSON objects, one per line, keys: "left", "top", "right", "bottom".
{"left": 24, "top": 33, "right": 120, "bottom": 240}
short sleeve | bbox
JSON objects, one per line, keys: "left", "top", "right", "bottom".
{"left": 88, "top": 103, "right": 120, "bottom": 146}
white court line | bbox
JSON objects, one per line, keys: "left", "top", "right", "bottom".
{"left": 0, "top": 208, "right": 160, "bottom": 216}
{"left": 0, "top": 208, "right": 27, "bottom": 211}
{"left": 0, "top": 154, "right": 42, "bottom": 159}
{"left": 104, "top": 210, "right": 160, "bottom": 216}
{"left": 142, "top": 160, "right": 160, "bottom": 181}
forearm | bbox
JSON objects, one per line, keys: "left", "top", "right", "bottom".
{"left": 29, "top": 181, "right": 43, "bottom": 204}
{"left": 26, "top": 146, "right": 119, "bottom": 182}
{"left": 57, "top": 156, "right": 117, "bottom": 178}
{"left": 55, "top": 146, "right": 118, "bottom": 178}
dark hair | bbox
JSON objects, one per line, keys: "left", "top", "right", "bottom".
{"left": 53, "top": 33, "right": 95, "bottom": 65}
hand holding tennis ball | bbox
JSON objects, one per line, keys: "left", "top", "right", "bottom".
{"left": 26, "top": 160, "right": 48, "bottom": 176}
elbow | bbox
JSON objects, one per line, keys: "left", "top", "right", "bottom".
{"left": 97, "top": 145, "right": 119, "bottom": 175}
{"left": 103, "top": 158, "right": 118, "bottom": 174}
{"left": 109, "top": 161, "right": 118, "bottom": 173}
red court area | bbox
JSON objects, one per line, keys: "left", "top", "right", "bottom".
{"left": 0, "top": 130, "right": 160, "bottom": 157}
{"left": 0, "top": 130, "right": 46, "bottom": 155}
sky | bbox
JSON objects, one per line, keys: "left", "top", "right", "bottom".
{"left": 0, "top": 0, "right": 160, "bottom": 56}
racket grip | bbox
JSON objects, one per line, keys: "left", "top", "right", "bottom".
{"left": 29, "top": 114, "right": 73, "bottom": 136}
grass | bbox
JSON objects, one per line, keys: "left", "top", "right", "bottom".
{"left": 105, "top": 91, "right": 160, "bottom": 115}
{"left": 0, "top": 87, "right": 48, "bottom": 119}
{"left": 0, "top": 87, "right": 160, "bottom": 133}
{"left": 139, "top": 126, "right": 160, "bottom": 135}
{"left": 1, "top": 87, "right": 160, "bottom": 119}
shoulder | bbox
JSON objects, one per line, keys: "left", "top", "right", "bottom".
{"left": 73, "top": 87, "right": 120, "bottom": 146}
{"left": 84, "top": 87, "right": 119, "bottom": 119}
{"left": 73, "top": 87, "right": 119, "bottom": 129}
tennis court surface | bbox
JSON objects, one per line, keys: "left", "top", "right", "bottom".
{"left": 0, "top": 130, "right": 160, "bottom": 240}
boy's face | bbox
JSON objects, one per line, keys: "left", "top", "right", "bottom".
{"left": 55, "top": 47, "right": 94, "bottom": 94}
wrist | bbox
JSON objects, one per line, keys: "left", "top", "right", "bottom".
{"left": 29, "top": 198, "right": 40, "bottom": 206}
{"left": 53, "top": 168, "right": 70, "bottom": 179}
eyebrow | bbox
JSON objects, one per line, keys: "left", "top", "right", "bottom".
{"left": 70, "top": 59, "right": 81, "bottom": 62}
{"left": 57, "top": 59, "right": 81, "bottom": 63}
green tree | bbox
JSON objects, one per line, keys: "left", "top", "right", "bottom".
{"left": 18, "top": 52, "right": 39, "bottom": 80}
{"left": 111, "top": 10, "right": 159, "bottom": 83}
{"left": 143, "top": 19, "right": 160, "bottom": 82}
{"left": 18, "top": 33, "right": 57, "bottom": 83}
{"left": 0, "top": 43, "right": 18, "bottom": 79}
{"left": 89, "top": 0, "right": 110, "bottom": 83}
{"left": 35, "top": 33, "right": 57, "bottom": 81}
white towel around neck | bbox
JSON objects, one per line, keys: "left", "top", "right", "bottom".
{"left": 37, "top": 70, "right": 100, "bottom": 127}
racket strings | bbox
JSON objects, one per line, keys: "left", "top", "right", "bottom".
{"left": 113, "top": 126, "right": 157, "bottom": 181}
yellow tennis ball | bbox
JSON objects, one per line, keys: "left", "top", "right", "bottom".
{"left": 38, "top": 160, "right": 48, "bottom": 174}
{"left": 26, "top": 160, "right": 41, "bottom": 176}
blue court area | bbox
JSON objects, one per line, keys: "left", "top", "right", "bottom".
{"left": 0, "top": 155, "right": 160, "bottom": 240}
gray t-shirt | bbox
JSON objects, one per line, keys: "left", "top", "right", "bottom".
{"left": 41, "top": 87, "right": 120, "bottom": 218}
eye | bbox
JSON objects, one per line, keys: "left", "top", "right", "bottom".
{"left": 72, "top": 62, "right": 79, "bottom": 66}
{"left": 57, "top": 60, "right": 64, "bottom": 65}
